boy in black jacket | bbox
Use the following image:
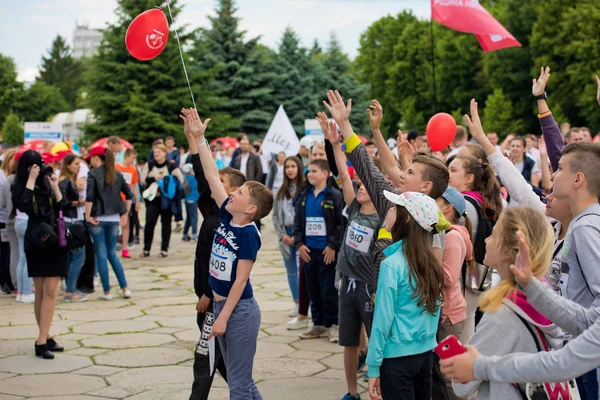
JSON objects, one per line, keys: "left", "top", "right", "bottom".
{"left": 294, "top": 159, "right": 344, "bottom": 342}
{"left": 187, "top": 128, "right": 246, "bottom": 399}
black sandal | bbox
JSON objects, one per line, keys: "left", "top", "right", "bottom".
{"left": 140, "top": 251, "right": 150, "bottom": 258}
{"left": 159, "top": 251, "right": 168, "bottom": 258}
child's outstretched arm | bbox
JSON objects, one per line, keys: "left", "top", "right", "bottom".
{"left": 180, "top": 108, "right": 227, "bottom": 207}
{"left": 368, "top": 100, "right": 403, "bottom": 186}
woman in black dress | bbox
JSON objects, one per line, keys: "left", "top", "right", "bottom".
{"left": 12, "top": 150, "right": 67, "bottom": 359}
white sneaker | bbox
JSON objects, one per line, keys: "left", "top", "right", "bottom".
{"left": 93, "top": 276, "right": 99, "bottom": 287}
{"left": 287, "top": 317, "right": 309, "bottom": 331}
{"left": 288, "top": 305, "right": 299, "bottom": 318}
{"left": 328, "top": 324, "right": 339, "bottom": 343}
{"left": 15, "top": 293, "right": 22, "bottom": 302}
{"left": 99, "top": 293, "right": 112, "bottom": 301}
{"left": 123, "top": 289, "right": 132, "bottom": 299}
{"left": 21, "top": 294, "right": 35, "bottom": 303}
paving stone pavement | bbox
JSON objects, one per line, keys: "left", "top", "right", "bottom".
{"left": 0, "top": 215, "right": 368, "bottom": 399}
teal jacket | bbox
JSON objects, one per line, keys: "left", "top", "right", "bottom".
{"left": 366, "top": 240, "right": 441, "bottom": 378}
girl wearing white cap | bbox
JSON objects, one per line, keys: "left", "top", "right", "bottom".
{"left": 366, "top": 191, "right": 444, "bottom": 400}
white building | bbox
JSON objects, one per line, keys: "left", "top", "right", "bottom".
{"left": 73, "top": 24, "right": 102, "bottom": 59}
{"left": 52, "top": 109, "right": 95, "bottom": 142}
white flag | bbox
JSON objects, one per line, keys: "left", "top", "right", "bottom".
{"left": 261, "top": 105, "right": 300, "bottom": 157}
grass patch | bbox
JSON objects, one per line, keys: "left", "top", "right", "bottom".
{"left": 149, "top": 287, "right": 165, "bottom": 291}
{"left": 159, "top": 274, "right": 169, "bottom": 280}
{"left": 150, "top": 268, "right": 158, "bottom": 273}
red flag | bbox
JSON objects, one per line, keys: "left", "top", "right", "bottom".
{"left": 431, "top": 0, "right": 521, "bottom": 52}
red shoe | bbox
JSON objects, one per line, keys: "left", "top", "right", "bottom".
{"left": 122, "top": 249, "right": 131, "bottom": 259}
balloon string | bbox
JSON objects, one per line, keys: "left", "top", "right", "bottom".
{"left": 162, "top": 0, "right": 197, "bottom": 110}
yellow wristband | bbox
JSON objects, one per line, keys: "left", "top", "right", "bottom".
{"left": 344, "top": 134, "right": 362, "bottom": 154}
{"left": 538, "top": 111, "right": 552, "bottom": 119}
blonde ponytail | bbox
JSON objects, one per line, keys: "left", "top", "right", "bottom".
{"left": 479, "top": 206, "right": 554, "bottom": 313}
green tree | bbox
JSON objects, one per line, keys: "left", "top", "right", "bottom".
{"left": 1, "top": 113, "right": 24, "bottom": 145}
{"left": 16, "top": 81, "right": 69, "bottom": 122}
{"left": 85, "top": 0, "right": 223, "bottom": 155}
{"left": 272, "top": 28, "right": 320, "bottom": 134}
{"left": 192, "top": 0, "right": 269, "bottom": 136}
{"left": 483, "top": 89, "right": 522, "bottom": 135}
{"left": 38, "top": 35, "right": 84, "bottom": 109}
{"left": 356, "top": 12, "right": 416, "bottom": 135}
{"left": 480, "top": 0, "right": 537, "bottom": 134}
{"left": 317, "top": 34, "right": 370, "bottom": 135}
{"left": 0, "top": 55, "right": 24, "bottom": 127}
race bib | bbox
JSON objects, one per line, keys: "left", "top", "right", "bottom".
{"left": 524, "top": 379, "right": 579, "bottom": 399}
{"left": 209, "top": 246, "right": 234, "bottom": 281}
{"left": 122, "top": 172, "right": 133, "bottom": 185}
{"left": 345, "top": 221, "right": 375, "bottom": 253}
{"left": 306, "top": 217, "right": 326, "bottom": 236}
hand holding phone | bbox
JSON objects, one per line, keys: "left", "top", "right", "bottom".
{"left": 435, "top": 335, "right": 467, "bottom": 360}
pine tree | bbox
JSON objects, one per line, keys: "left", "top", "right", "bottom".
{"left": 38, "top": 35, "right": 84, "bottom": 109}
{"left": 272, "top": 28, "right": 320, "bottom": 134}
{"left": 318, "top": 34, "right": 370, "bottom": 136}
{"left": 1, "top": 113, "right": 24, "bottom": 145}
{"left": 85, "top": 0, "right": 224, "bottom": 155}
{"left": 192, "top": 0, "right": 277, "bottom": 136}
{"left": 0, "top": 55, "right": 24, "bottom": 127}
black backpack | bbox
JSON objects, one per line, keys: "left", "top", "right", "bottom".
{"left": 464, "top": 196, "right": 496, "bottom": 265}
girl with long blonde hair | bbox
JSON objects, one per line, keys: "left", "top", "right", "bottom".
{"left": 453, "top": 206, "right": 565, "bottom": 399}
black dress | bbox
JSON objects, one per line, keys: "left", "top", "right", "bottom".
{"left": 14, "top": 187, "right": 68, "bottom": 277}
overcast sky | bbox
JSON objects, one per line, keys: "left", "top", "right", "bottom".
{"left": 2, "top": 0, "right": 430, "bottom": 82}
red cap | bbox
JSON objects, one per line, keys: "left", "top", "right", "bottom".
{"left": 53, "top": 150, "right": 73, "bottom": 163}
{"left": 84, "top": 146, "right": 106, "bottom": 161}
{"left": 41, "top": 152, "right": 53, "bottom": 164}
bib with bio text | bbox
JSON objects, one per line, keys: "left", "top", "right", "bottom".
{"left": 209, "top": 244, "right": 235, "bottom": 281}
{"left": 345, "top": 221, "right": 375, "bottom": 254}
{"left": 306, "top": 217, "right": 326, "bottom": 236}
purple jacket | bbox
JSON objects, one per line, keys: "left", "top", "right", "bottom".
{"left": 539, "top": 113, "right": 563, "bottom": 172}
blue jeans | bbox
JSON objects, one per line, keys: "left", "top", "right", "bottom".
{"left": 577, "top": 369, "right": 599, "bottom": 400}
{"left": 15, "top": 219, "right": 32, "bottom": 295}
{"left": 89, "top": 221, "right": 128, "bottom": 293}
{"left": 214, "top": 297, "right": 262, "bottom": 400}
{"left": 183, "top": 201, "right": 198, "bottom": 238}
{"left": 282, "top": 227, "right": 299, "bottom": 303}
{"left": 304, "top": 247, "right": 338, "bottom": 327}
{"left": 66, "top": 222, "right": 85, "bottom": 294}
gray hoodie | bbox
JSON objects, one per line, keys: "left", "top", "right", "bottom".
{"left": 474, "top": 278, "right": 600, "bottom": 385}
{"left": 454, "top": 292, "right": 564, "bottom": 399}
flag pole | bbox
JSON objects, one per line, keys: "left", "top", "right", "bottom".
{"left": 430, "top": 15, "right": 438, "bottom": 114}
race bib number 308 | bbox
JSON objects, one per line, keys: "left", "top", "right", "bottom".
{"left": 209, "top": 246, "right": 234, "bottom": 281}
{"left": 345, "top": 221, "right": 375, "bottom": 253}
{"left": 306, "top": 217, "right": 326, "bottom": 236}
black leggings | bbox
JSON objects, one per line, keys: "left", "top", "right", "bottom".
{"left": 144, "top": 198, "right": 173, "bottom": 253}
{"left": 380, "top": 351, "right": 433, "bottom": 400}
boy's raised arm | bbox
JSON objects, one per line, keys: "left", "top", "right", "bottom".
{"left": 368, "top": 100, "right": 403, "bottom": 186}
{"left": 180, "top": 108, "right": 228, "bottom": 207}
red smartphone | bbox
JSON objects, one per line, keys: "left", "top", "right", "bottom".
{"left": 435, "top": 335, "right": 467, "bottom": 359}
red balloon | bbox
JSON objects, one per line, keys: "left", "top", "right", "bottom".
{"left": 125, "top": 9, "right": 169, "bottom": 61}
{"left": 426, "top": 113, "right": 457, "bottom": 152}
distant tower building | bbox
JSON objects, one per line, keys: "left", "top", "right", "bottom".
{"left": 72, "top": 23, "right": 102, "bottom": 59}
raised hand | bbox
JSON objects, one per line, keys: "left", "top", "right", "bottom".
{"left": 323, "top": 90, "right": 352, "bottom": 123}
{"left": 328, "top": 121, "right": 342, "bottom": 145}
{"left": 367, "top": 99, "right": 383, "bottom": 132}
{"left": 532, "top": 66, "right": 551, "bottom": 96}
{"left": 538, "top": 136, "right": 547, "bottom": 157}
{"left": 316, "top": 111, "right": 330, "bottom": 137}
{"left": 509, "top": 230, "right": 534, "bottom": 287}
{"left": 180, "top": 108, "right": 211, "bottom": 139}
{"left": 463, "top": 99, "right": 486, "bottom": 142}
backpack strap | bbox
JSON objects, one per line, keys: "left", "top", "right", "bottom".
{"left": 512, "top": 313, "right": 544, "bottom": 399}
